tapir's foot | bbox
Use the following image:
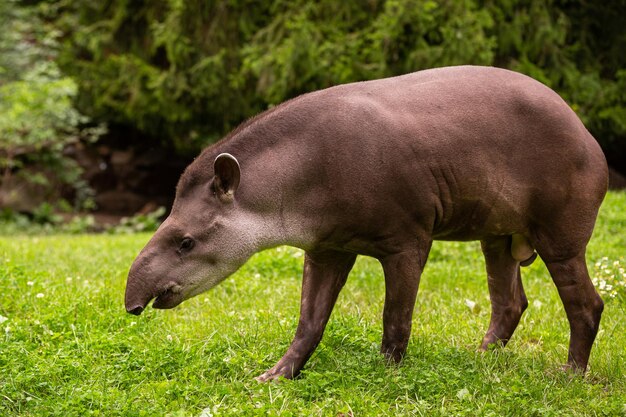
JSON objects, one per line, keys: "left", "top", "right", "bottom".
{"left": 479, "top": 330, "right": 509, "bottom": 351}
{"left": 559, "top": 362, "right": 590, "bottom": 376}
{"left": 256, "top": 363, "right": 299, "bottom": 382}
{"left": 478, "top": 323, "right": 517, "bottom": 352}
{"left": 380, "top": 343, "right": 406, "bottom": 363}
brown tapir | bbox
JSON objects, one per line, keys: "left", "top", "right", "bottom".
{"left": 125, "top": 65, "right": 608, "bottom": 380}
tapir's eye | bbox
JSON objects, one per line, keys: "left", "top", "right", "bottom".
{"left": 179, "top": 237, "right": 195, "bottom": 253}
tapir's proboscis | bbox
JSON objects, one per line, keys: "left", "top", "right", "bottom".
{"left": 125, "top": 66, "right": 608, "bottom": 380}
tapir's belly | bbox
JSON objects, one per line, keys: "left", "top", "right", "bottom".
{"left": 430, "top": 194, "right": 530, "bottom": 241}
{"left": 326, "top": 190, "right": 532, "bottom": 257}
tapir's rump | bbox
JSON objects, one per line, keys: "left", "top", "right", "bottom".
{"left": 126, "top": 66, "right": 608, "bottom": 380}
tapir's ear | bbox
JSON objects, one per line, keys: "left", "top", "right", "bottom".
{"left": 213, "top": 153, "right": 240, "bottom": 202}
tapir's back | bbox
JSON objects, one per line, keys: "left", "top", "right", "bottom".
{"left": 316, "top": 65, "right": 599, "bottom": 165}
{"left": 266, "top": 65, "right": 608, "bottom": 244}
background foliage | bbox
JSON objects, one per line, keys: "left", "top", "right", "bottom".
{"left": 0, "top": 0, "right": 625, "bottom": 214}
{"left": 49, "top": 0, "right": 626, "bottom": 165}
{"left": 0, "top": 0, "right": 103, "bottom": 211}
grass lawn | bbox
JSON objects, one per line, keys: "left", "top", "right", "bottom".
{"left": 1, "top": 192, "right": 625, "bottom": 416}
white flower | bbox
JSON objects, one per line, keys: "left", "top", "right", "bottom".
{"left": 0, "top": 315, "right": 8, "bottom": 324}
{"left": 36, "top": 293, "right": 44, "bottom": 298}
{"left": 199, "top": 407, "right": 214, "bottom": 417}
{"left": 464, "top": 299, "right": 481, "bottom": 314}
{"left": 166, "top": 334, "right": 173, "bottom": 341}
{"left": 27, "top": 281, "right": 34, "bottom": 286}
{"left": 457, "top": 388, "right": 471, "bottom": 400}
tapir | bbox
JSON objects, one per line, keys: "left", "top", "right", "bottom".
{"left": 125, "top": 65, "right": 608, "bottom": 380}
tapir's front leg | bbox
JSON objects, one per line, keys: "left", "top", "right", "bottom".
{"left": 257, "top": 250, "right": 356, "bottom": 381}
{"left": 380, "top": 241, "right": 431, "bottom": 362}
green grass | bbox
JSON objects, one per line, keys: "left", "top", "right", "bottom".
{"left": 1, "top": 192, "right": 625, "bottom": 416}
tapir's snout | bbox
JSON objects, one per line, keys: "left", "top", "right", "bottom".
{"left": 124, "top": 273, "right": 152, "bottom": 316}
{"left": 124, "top": 254, "right": 158, "bottom": 316}
{"left": 125, "top": 248, "right": 186, "bottom": 314}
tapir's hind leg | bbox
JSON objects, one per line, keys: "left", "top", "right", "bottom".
{"left": 480, "top": 237, "right": 528, "bottom": 351}
{"left": 529, "top": 191, "right": 605, "bottom": 371}
{"left": 256, "top": 250, "right": 356, "bottom": 381}
{"left": 541, "top": 253, "right": 603, "bottom": 371}
{"left": 379, "top": 239, "right": 432, "bottom": 362}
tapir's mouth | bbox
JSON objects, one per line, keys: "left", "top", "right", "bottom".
{"left": 152, "top": 286, "right": 184, "bottom": 310}
{"left": 126, "top": 283, "right": 184, "bottom": 315}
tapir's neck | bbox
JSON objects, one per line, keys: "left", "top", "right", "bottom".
{"left": 205, "top": 110, "right": 322, "bottom": 252}
{"left": 235, "top": 208, "right": 316, "bottom": 254}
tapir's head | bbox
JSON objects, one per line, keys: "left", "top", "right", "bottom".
{"left": 125, "top": 153, "right": 254, "bottom": 315}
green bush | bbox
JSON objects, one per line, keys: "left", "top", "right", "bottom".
{"left": 107, "top": 206, "right": 166, "bottom": 234}
{"left": 0, "top": 62, "right": 84, "bottom": 177}
{"left": 0, "top": 1, "right": 104, "bottom": 211}
{"left": 51, "top": 0, "right": 625, "bottom": 163}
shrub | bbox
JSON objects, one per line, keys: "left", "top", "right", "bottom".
{"left": 51, "top": 0, "right": 625, "bottom": 165}
{"left": 0, "top": 1, "right": 104, "bottom": 212}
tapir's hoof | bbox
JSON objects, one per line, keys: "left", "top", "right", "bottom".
{"left": 479, "top": 337, "right": 506, "bottom": 352}
{"left": 255, "top": 372, "right": 275, "bottom": 383}
{"left": 560, "top": 363, "right": 586, "bottom": 374}
{"left": 256, "top": 366, "right": 296, "bottom": 382}
{"left": 381, "top": 347, "right": 405, "bottom": 364}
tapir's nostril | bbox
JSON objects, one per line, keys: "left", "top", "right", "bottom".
{"left": 127, "top": 306, "right": 144, "bottom": 316}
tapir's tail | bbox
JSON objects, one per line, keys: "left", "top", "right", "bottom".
{"left": 511, "top": 234, "right": 537, "bottom": 267}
